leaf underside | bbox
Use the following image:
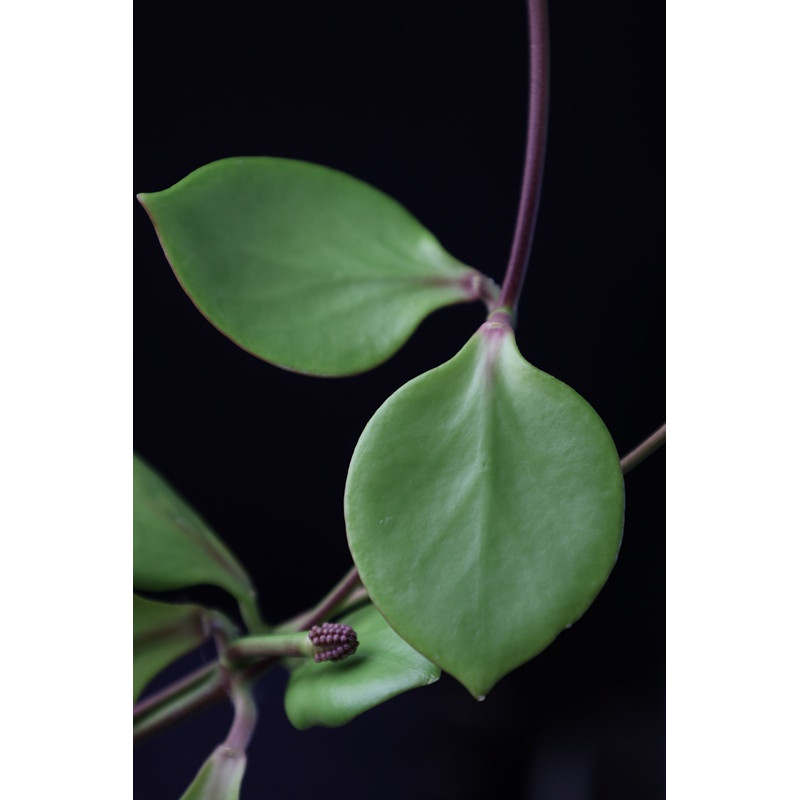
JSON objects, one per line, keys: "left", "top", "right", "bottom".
{"left": 139, "top": 157, "right": 487, "bottom": 376}
{"left": 345, "top": 320, "right": 625, "bottom": 698}
{"left": 284, "top": 604, "right": 441, "bottom": 729}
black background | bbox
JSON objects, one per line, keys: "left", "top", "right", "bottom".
{"left": 134, "top": 1, "right": 664, "bottom": 798}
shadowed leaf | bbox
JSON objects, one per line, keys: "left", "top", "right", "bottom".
{"left": 133, "top": 594, "right": 209, "bottom": 702}
{"left": 133, "top": 454, "right": 259, "bottom": 627}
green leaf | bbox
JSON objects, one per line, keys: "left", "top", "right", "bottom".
{"left": 344, "top": 319, "right": 625, "bottom": 699}
{"left": 133, "top": 454, "right": 260, "bottom": 630}
{"left": 179, "top": 745, "right": 246, "bottom": 800}
{"left": 138, "top": 157, "right": 492, "bottom": 376}
{"left": 284, "top": 604, "right": 441, "bottom": 729}
{"left": 133, "top": 594, "right": 209, "bottom": 702}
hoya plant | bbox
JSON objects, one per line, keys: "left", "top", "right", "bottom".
{"left": 135, "top": 1, "right": 663, "bottom": 797}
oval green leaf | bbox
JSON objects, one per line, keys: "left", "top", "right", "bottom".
{"left": 179, "top": 745, "right": 246, "bottom": 800}
{"left": 133, "top": 454, "right": 260, "bottom": 629}
{"left": 344, "top": 320, "right": 625, "bottom": 699}
{"left": 284, "top": 604, "right": 441, "bottom": 730}
{"left": 133, "top": 594, "right": 209, "bottom": 702}
{"left": 138, "top": 157, "right": 491, "bottom": 376}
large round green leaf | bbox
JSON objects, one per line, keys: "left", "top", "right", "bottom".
{"left": 133, "top": 454, "right": 261, "bottom": 630}
{"left": 284, "top": 604, "right": 440, "bottom": 730}
{"left": 133, "top": 594, "right": 209, "bottom": 702}
{"left": 345, "top": 319, "right": 624, "bottom": 698}
{"left": 138, "top": 157, "right": 491, "bottom": 376}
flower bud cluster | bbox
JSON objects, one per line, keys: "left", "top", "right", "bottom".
{"left": 308, "top": 622, "right": 359, "bottom": 663}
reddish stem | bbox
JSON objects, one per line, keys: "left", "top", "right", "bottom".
{"left": 621, "top": 424, "right": 666, "bottom": 475}
{"left": 496, "top": 0, "right": 550, "bottom": 319}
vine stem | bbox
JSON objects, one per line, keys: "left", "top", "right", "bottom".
{"left": 621, "top": 423, "right": 666, "bottom": 475}
{"left": 275, "top": 564, "right": 362, "bottom": 633}
{"left": 133, "top": 663, "right": 226, "bottom": 743}
{"left": 495, "top": 0, "right": 550, "bottom": 319}
{"left": 134, "top": 661, "right": 218, "bottom": 720}
{"left": 225, "top": 678, "right": 258, "bottom": 753}
{"left": 133, "top": 655, "right": 282, "bottom": 744}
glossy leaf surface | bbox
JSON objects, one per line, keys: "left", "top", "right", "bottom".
{"left": 179, "top": 745, "right": 246, "bottom": 800}
{"left": 133, "top": 594, "right": 208, "bottom": 702}
{"left": 139, "top": 157, "right": 488, "bottom": 376}
{"left": 345, "top": 320, "right": 625, "bottom": 698}
{"left": 133, "top": 453, "right": 256, "bottom": 608}
{"left": 284, "top": 604, "right": 440, "bottom": 729}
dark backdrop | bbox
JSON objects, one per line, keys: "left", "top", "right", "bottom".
{"left": 134, "top": 1, "right": 664, "bottom": 798}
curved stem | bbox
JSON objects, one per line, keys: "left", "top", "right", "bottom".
{"left": 225, "top": 679, "right": 259, "bottom": 753}
{"left": 495, "top": 0, "right": 550, "bottom": 319}
{"left": 276, "top": 565, "right": 363, "bottom": 632}
{"left": 334, "top": 584, "right": 370, "bottom": 616}
{"left": 133, "top": 663, "right": 226, "bottom": 743}
{"left": 133, "top": 653, "right": 285, "bottom": 744}
{"left": 478, "top": 273, "right": 502, "bottom": 311}
{"left": 620, "top": 424, "right": 666, "bottom": 475}
{"left": 134, "top": 661, "right": 217, "bottom": 720}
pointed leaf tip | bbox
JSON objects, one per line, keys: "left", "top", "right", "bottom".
{"left": 140, "top": 157, "right": 488, "bottom": 375}
{"left": 345, "top": 326, "right": 624, "bottom": 697}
